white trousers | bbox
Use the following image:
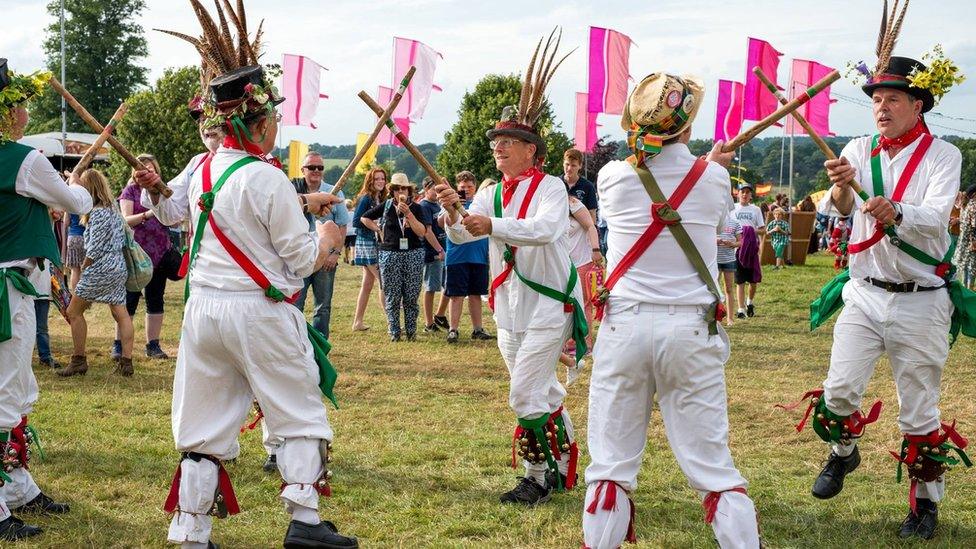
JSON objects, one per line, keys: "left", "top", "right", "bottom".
{"left": 823, "top": 279, "right": 952, "bottom": 501}
{"left": 0, "top": 278, "right": 42, "bottom": 521}
{"left": 497, "top": 320, "right": 574, "bottom": 479}
{"left": 167, "top": 288, "right": 333, "bottom": 544}
{"left": 584, "top": 301, "right": 759, "bottom": 549}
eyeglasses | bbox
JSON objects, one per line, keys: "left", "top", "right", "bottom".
{"left": 489, "top": 138, "right": 525, "bottom": 150}
{"left": 303, "top": 165, "right": 325, "bottom": 171}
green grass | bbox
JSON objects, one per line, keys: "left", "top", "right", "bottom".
{"left": 22, "top": 253, "right": 976, "bottom": 547}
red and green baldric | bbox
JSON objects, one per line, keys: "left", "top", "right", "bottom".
{"left": 489, "top": 171, "right": 589, "bottom": 364}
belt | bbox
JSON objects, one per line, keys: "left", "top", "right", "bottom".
{"left": 612, "top": 301, "right": 706, "bottom": 315}
{"left": 865, "top": 277, "right": 945, "bottom": 293}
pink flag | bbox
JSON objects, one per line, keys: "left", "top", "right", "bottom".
{"left": 574, "top": 93, "right": 600, "bottom": 153}
{"left": 786, "top": 59, "right": 837, "bottom": 137}
{"left": 376, "top": 85, "right": 411, "bottom": 148}
{"left": 714, "top": 80, "right": 745, "bottom": 143}
{"left": 743, "top": 38, "right": 783, "bottom": 121}
{"left": 280, "top": 54, "right": 327, "bottom": 127}
{"left": 392, "top": 37, "right": 443, "bottom": 122}
{"left": 587, "top": 27, "right": 632, "bottom": 115}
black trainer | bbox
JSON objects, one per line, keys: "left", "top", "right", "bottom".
{"left": 499, "top": 476, "right": 552, "bottom": 505}
{"left": 0, "top": 515, "right": 42, "bottom": 541}
{"left": 390, "top": 334, "right": 401, "bottom": 342}
{"left": 423, "top": 324, "right": 441, "bottom": 333}
{"left": 746, "top": 303, "right": 755, "bottom": 317}
{"left": 283, "top": 519, "right": 358, "bottom": 549}
{"left": 811, "top": 446, "right": 860, "bottom": 499}
{"left": 446, "top": 329, "right": 459, "bottom": 344}
{"left": 471, "top": 328, "right": 495, "bottom": 340}
{"left": 899, "top": 498, "right": 938, "bottom": 540}
{"left": 433, "top": 315, "right": 449, "bottom": 329}
{"left": 262, "top": 454, "right": 278, "bottom": 473}
{"left": 19, "top": 492, "right": 70, "bottom": 514}
{"left": 736, "top": 311, "right": 746, "bottom": 319}
{"left": 405, "top": 333, "right": 416, "bottom": 342}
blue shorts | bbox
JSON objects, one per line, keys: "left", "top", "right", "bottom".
{"left": 717, "top": 260, "right": 737, "bottom": 272}
{"left": 445, "top": 263, "right": 489, "bottom": 297}
{"left": 423, "top": 259, "right": 445, "bottom": 292}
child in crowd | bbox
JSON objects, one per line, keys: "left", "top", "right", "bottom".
{"left": 766, "top": 207, "right": 790, "bottom": 269}
{"left": 828, "top": 217, "right": 851, "bottom": 271}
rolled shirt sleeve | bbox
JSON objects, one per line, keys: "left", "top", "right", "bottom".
{"left": 445, "top": 190, "right": 490, "bottom": 245}
{"left": 20, "top": 151, "right": 92, "bottom": 214}
{"left": 489, "top": 179, "right": 568, "bottom": 247}
{"left": 262, "top": 173, "right": 320, "bottom": 279}
{"left": 898, "top": 145, "right": 961, "bottom": 239}
{"left": 141, "top": 153, "right": 203, "bottom": 227}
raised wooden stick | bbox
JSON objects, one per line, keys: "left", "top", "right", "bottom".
{"left": 48, "top": 76, "right": 172, "bottom": 197}
{"left": 329, "top": 66, "right": 416, "bottom": 196}
{"left": 71, "top": 102, "right": 127, "bottom": 178}
{"left": 358, "top": 91, "right": 468, "bottom": 217}
{"left": 753, "top": 67, "right": 868, "bottom": 199}
{"left": 722, "top": 69, "right": 840, "bottom": 153}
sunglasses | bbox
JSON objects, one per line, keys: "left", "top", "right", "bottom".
{"left": 303, "top": 165, "right": 325, "bottom": 171}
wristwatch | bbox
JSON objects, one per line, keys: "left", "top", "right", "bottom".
{"left": 892, "top": 200, "right": 904, "bottom": 224}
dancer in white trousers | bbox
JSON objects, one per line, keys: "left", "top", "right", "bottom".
{"left": 140, "top": 5, "right": 355, "bottom": 547}
{"left": 583, "top": 72, "right": 759, "bottom": 548}
{"left": 436, "top": 30, "right": 588, "bottom": 506}
{"left": 799, "top": 10, "right": 968, "bottom": 540}
{"left": 0, "top": 60, "right": 90, "bottom": 541}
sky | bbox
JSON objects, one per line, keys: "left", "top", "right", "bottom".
{"left": 4, "top": 0, "right": 976, "bottom": 147}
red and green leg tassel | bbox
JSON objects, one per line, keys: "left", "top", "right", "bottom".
{"left": 777, "top": 388, "right": 882, "bottom": 443}
{"left": 513, "top": 410, "right": 573, "bottom": 491}
{"left": 890, "top": 420, "right": 972, "bottom": 513}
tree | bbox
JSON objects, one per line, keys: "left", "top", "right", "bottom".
{"left": 104, "top": 67, "right": 200, "bottom": 193}
{"left": 27, "top": 0, "right": 148, "bottom": 133}
{"left": 580, "top": 137, "right": 619, "bottom": 181}
{"left": 438, "top": 74, "right": 572, "bottom": 183}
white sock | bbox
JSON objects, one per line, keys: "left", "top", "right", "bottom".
{"left": 737, "top": 308, "right": 745, "bottom": 313}
{"left": 746, "top": 298, "right": 753, "bottom": 306}
{"left": 832, "top": 441, "right": 857, "bottom": 457}
{"left": 291, "top": 505, "right": 321, "bottom": 525}
{"left": 525, "top": 466, "right": 547, "bottom": 485}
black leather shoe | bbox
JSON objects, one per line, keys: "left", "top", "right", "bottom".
{"left": 207, "top": 542, "right": 220, "bottom": 549}
{"left": 263, "top": 454, "right": 278, "bottom": 473}
{"left": 283, "top": 519, "right": 358, "bottom": 548}
{"left": 811, "top": 446, "right": 860, "bottom": 499}
{"left": 0, "top": 515, "right": 42, "bottom": 541}
{"left": 746, "top": 303, "right": 755, "bottom": 317}
{"left": 900, "top": 498, "right": 938, "bottom": 540}
{"left": 499, "top": 476, "right": 552, "bottom": 505}
{"left": 19, "top": 492, "right": 70, "bottom": 514}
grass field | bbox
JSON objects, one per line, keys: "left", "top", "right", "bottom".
{"left": 19, "top": 253, "right": 976, "bottom": 548}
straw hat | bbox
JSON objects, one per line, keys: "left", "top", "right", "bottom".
{"left": 388, "top": 172, "right": 414, "bottom": 191}
{"left": 621, "top": 72, "right": 705, "bottom": 140}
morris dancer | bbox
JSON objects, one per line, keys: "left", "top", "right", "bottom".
{"left": 139, "top": 5, "right": 355, "bottom": 547}
{"left": 793, "top": 2, "right": 970, "bottom": 539}
{"left": 0, "top": 58, "right": 89, "bottom": 541}
{"left": 582, "top": 72, "right": 760, "bottom": 548}
{"left": 435, "top": 29, "right": 587, "bottom": 505}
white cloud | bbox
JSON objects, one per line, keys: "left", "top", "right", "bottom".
{"left": 3, "top": 0, "right": 974, "bottom": 147}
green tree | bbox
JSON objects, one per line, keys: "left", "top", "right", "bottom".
{"left": 28, "top": 0, "right": 148, "bottom": 133}
{"left": 104, "top": 67, "right": 200, "bottom": 193}
{"left": 438, "top": 74, "right": 572, "bottom": 182}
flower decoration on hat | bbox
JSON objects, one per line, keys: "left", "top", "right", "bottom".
{"left": 907, "top": 45, "right": 965, "bottom": 105}
{"left": 621, "top": 73, "right": 703, "bottom": 165}
{"left": 0, "top": 62, "right": 52, "bottom": 143}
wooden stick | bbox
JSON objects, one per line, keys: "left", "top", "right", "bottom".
{"left": 71, "top": 102, "right": 127, "bottom": 178}
{"left": 329, "top": 66, "right": 416, "bottom": 196}
{"left": 722, "top": 69, "right": 840, "bottom": 153}
{"left": 753, "top": 68, "right": 868, "bottom": 198}
{"left": 358, "top": 91, "right": 468, "bottom": 217}
{"left": 48, "top": 76, "right": 173, "bottom": 197}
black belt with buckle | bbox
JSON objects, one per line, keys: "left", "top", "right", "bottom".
{"left": 865, "top": 277, "right": 945, "bottom": 293}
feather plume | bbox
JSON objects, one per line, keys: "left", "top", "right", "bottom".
{"left": 514, "top": 27, "right": 573, "bottom": 128}
{"left": 237, "top": 0, "right": 249, "bottom": 39}
{"left": 875, "top": 0, "right": 910, "bottom": 75}
{"left": 250, "top": 19, "right": 265, "bottom": 61}
{"left": 153, "top": 28, "right": 203, "bottom": 51}
{"left": 220, "top": 0, "right": 250, "bottom": 66}
{"left": 212, "top": 0, "right": 237, "bottom": 69}
{"left": 876, "top": 0, "right": 888, "bottom": 57}
{"left": 190, "top": 0, "right": 233, "bottom": 70}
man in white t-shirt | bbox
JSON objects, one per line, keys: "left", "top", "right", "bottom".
{"left": 731, "top": 183, "right": 764, "bottom": 318}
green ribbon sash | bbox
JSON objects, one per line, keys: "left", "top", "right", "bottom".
{"left": 0, "top": 268, "right": 42, "bottom": 342}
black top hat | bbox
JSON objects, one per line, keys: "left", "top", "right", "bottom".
{"left": 209, "top": 65, "right": 284, "bottom": 118}
{"left": 862, "top": 56, "right": 935, "bottom": 113}
{"left": 0, "top": 59, "right": 10, "bottom": 93}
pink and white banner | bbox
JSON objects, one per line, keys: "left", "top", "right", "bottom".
{"left": 377, "top": 85, "right": 410, "bottom": 147}
{"left": 587, "top": 26, "right": 632, "bottom": 115}
{"left": 743, "top": 38, "right": 783, "bottom": 121}
{"left": 574, "top": 92, "right": 600, "bottom": 153}
{"left": 392, "top": 37, "right": 443, "bottom": 122}
{"left": 714, "top": 80, "right": 745, "bottom": 143}
{"left": 280, "top": 54, "right": 327, "bottom": 127}
{"left": 786, "top": 59, "right": 837, "bottom": 137}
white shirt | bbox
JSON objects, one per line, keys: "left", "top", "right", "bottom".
{"left": 732, "top": 203, "right": 764, "bottom": 229}
{"left": 0, "top": 149, "right": 93, "bottom": 271}
{"left": 445, "top": 173, "right": 582, "bottom": 332}
{"left": 141, "top": 147, "right": 318, "bottom": 295}
{"left": 820, "top": 134, "right": 960, "bottom": 287}
{"left": 566, "top": 198, "right": 593, "bottom": 267}
{"left": 598, "top": 143, "right": 731, "bottom": 306}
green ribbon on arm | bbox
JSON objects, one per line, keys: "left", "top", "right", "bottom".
{"left": 0, "top": 268, "right": 42, "bottom": 342}
{"left": 809, "top": 268, "right": 851, "bottom": 331}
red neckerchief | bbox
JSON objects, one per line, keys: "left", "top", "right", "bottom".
{"left": 871, "top": 118, "right": 929, "bottom": 157}
{"left": 222, "top": 133, "right": 267, "bottom": 158}
{"left": 501, "top": 166, "right": 543, "bottom": 207}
